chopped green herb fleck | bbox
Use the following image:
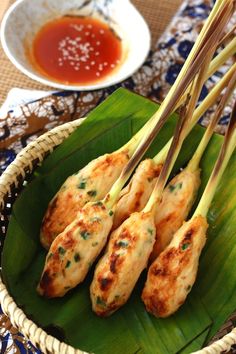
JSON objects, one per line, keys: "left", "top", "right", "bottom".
{"left": 78, "top": 181, "right": 86, "bottom": 189}
{"left": 65, "top": 260, "right": 71, "bottom": 268}
{"left": 117, "top": 240, "right": 129, "bottom": 248}
{"left": 92, "top": 242, "right": 99, "bottom": 247}
{"left": 96, "top": 296, "right": 107, "bottom": 308}
{"left": 58, "top": 247, "right": 66, "bottom": 255}
{"left": 147, "top": 177, "right": 153, "bottom": 182}
{"left": 169, "top": 182, "right": 183, "bottom": 193}
{"left": 109, "top": 210, "right": 114, "bottom": 216}
{"left": 148, "top": 228, "right": 154, "bottom": 235}
{"left": 186, "top": 285, "right": 192, "bottom": 291}
{"left": 64, "top": 286, "right": 71, "bottom": 290}
{"left": 115, "top": 295, "right": 120, "bottom": 300}
{"left": 87, "top": 190, "right": 97, "bottom": 197}
{"left": 182, "top": 243, "right": 190, "bottom": 250}
{"left": 88, "top": 262, "right": 92, "bottom": 268}
{"left": 74, "top": 253, "right": 80, "bottom": 262}
{"left": 80, "top": 230, "right": 90, "bottom": 240}
{"left": 95, "top": 201, "right": 103, "bottom": 206}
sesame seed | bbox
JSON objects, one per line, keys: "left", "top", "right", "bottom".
{"left": 85, "top": 65, "right": 90, "bottom": 70}
{"left": 70, "top": 24, "right": 84, "bottom": 32}
{"left": 96, "top": 72, "right": 100, "bottom": 76}
{"left": 96, "top": 41, "right": 101, "bottom": 46}
{"left": 104, "top": 62, "right": 108, "bottom": 66}
{"left": 91, "top": 61, "right": 95, "bottom": 65}
{"left": 95, "top": 52, "right": 100, "bottom": 56}
{"left": 111, "top": 64, "right": 115, "bottom": 68}
{"left": 100, "top": 29, "right": 105, "bottom": 34}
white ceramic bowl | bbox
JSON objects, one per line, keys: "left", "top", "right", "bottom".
{"left": 1, "top": 0, "right": 151, "bottom": 91}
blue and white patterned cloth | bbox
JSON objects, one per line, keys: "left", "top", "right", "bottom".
{"left": 0, "top": 0, "right": 235, "bottom": 352}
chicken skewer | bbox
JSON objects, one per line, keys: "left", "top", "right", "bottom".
{"left": 150, "top": 67, "right": 236, "bottom": 260}
{"left": 36, "top": 3, "right": 230, "bottom": 298}
{"left": 113, "top": 61, "right": 236, "bottom": 230}
{"left": 90, "top": 50, "right": 217, "bottom": 316}
{"left": 40, "top": 5, "right": 236, "bottom": 250}
{"left": 142, "top": 92, "right": 236, "bottom": 319}
{"left": 39, "top": 107, "right": 163, "bottom": 250}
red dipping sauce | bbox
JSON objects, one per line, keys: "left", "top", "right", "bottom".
{"left": 31, "top": 16, "right": 122, "bottom": 85}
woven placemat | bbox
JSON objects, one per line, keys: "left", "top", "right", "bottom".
{"left": 0, "top": 0, "right": 182, "bottom": 105}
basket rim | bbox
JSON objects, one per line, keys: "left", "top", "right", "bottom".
{"left": 0, "top": 117, "right": 236, "bottom": 354}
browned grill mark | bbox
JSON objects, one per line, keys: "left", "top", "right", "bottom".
{"left": 151, "top": 266, "right": 167, "bottom": 277}
{"left": 110, "top": 254, "right": 120, "bottom": 273}
{"left": 39, "top": 271, "right": 55, "bottom": 297}
{"left": 154, "top": 164, "right": 162, "bottom": 178}
{"left": 134, "top": 190, "right": 144, "bottom": 209}
{"left": 183, "top": 228, "right": 194, "bottom": 241}
{"left": 144, "top": 294, "right": 167, "bottom": 318}
{"left": 164, "top": 248, "right": 176, "bottom": 260}
{"left": 99, "top": 277, "right": 113, "bottom": 291}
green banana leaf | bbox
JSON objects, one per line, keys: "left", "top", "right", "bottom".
{"left": 2, "top": 88, "right": 236, "bottom": 353}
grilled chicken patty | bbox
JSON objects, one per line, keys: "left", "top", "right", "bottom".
{"left": 40, "top": 150, "right": 129, "bottom": 249}
{"left": 142, "top": 215, "right": 208, "bottom": 318}
{"left": 38, "top": 201, "right": 114, "bottom": 298}
{"left": 90, "top": 211, "right": 156, "bottom": 316}
{"left": 113, "top": 159, "right": 162, "bottom": 230}
{"left": 151, "top": 168, "right": 201, "bottom": 260}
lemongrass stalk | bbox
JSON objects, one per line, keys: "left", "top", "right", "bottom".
{"left": 176, "top": 1, "right": 235, "bottom": 108}
{"left": 104, "top": 1, "right": 232, "bottom": 209}
{"left": 187, "top": 70, "right": 236, "bottom": 172}
{"left": 194, "top": 99, "right": 236, "bottom": 218}
{"left": 178, "top": 37, "right": 236, "bottom": 108}
{"left": 122, "top": 0, "right": 233, "bottom": 155}
{"left": 165, "top": 0, "right": 233, "bottom": 125}
{"left": 218, "top": 23, "right": 236, "bottom": 47}
{"left": 153, "top": 62, "right": 236, "bottom": 165}
{"left": 208, "top": 37, "right": 236, "bottom": 77}
{"left": 137, "top": 36, "right": 236, "bottom": 158}
{"left": 143, "top": 52, "right": 214, "bottom": 213}
{"left": 129, "top": 35, "right": 236, "bottom": 159}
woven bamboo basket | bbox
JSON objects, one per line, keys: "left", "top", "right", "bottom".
{"left": 0, "top": 118, "right": 236, "bottom": 354}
